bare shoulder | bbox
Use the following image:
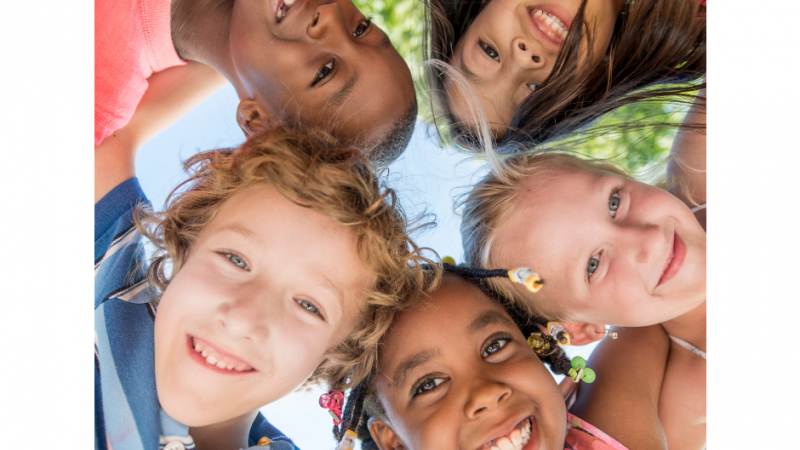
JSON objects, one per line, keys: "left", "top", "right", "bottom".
{"left": 658, "top": 341, "right": 707, "bottom": 450}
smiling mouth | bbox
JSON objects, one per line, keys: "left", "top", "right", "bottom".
{"left": 189, "top": 336, "right": 254, "bottom": 372}
{"left": 530, "top": 9, "right": 568, "bottom": 44}
{"left": 275, "top": 0, "right": 296, "bottom": 23}
{"left": 478, "top": 417, "right": 533, "bottom": 450}
{"left": 656, "top": 231, "right": 686, "bottom": 288}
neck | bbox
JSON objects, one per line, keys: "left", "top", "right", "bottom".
{"left": 171, "top": 0, "right": 235, "bottom": 75}
{"left": 189, "top": 410, "right": 258, "bottom": 450}
{"left": 661, "top": 300, "right": 706, "bottom": 352}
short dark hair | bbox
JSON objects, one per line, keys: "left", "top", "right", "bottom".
{"left": 366, "top": 99, "right": 418, "bottom": 172}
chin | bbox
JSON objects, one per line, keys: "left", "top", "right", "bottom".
{"left": 157, "top": 379, "right": 230, "bottom": 427}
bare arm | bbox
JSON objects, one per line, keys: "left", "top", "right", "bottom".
{"left": 666, "top": 89, "right": 706, "bottom": 208}
{"left": 569, "top": 325, "right": 670, "bottom": 450}
{"left": 95, "top": 61, "right": 227, "bottom": 203}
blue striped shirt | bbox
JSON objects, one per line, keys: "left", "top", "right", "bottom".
{"left": 95, "top": 178, "right": 298, "bottom": 450}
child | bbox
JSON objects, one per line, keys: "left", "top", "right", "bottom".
{"left": 94, "top": 125, "right": 431, "bottom": 450}
{"left": 95, "top": 0, "right": 417, "bottom": 169}
{"left": 326, "top": 266, "right": 674, "bottom": 450}
{"left": 459, "top": 91, "right": 706, "bottom": 448}
{"left": 423, "top": 0, "right": 705, "bottom": 153}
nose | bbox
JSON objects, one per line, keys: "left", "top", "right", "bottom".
{"left": 216, "top": 287, "right": 270, "bottom": 340}
{"left": 511, "top": 37, "right": 547, "bottom": 70}
{"left": 622, "top": 223, "right": 665, "bottom": 264}
{"left": 464, "top": 378, "right": 512, "bottom": 419}
{"left": 307, "top": 3, "right": 347, "bottom": 41}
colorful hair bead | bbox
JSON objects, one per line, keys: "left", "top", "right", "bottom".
{"left": 441, "top": 256, "right": 456, "bottom": 265}
{"left": 547, "top": 322, "right": 571, "bottom": 346}
{"left": 568, "top": 356, "right": 596, "bottom": 383}
{"left": 319, "top": 391, "right": 345, "bottom": 425}
{"left": 335, "top": 430, "right": 358, "bottom": 450}
{"left": 508, "top": 267, "right": 544, "bottom": 293}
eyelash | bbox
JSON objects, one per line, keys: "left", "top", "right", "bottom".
{"left": 222, "top": 251, "right": 249, "bottom": 271}
{"left": 609, "top": 188, "right": 622, "bottom": 218}
{"left": 411, "top": 376, "right": 446, "bottom": 397}
{"left": 587, "top": 188, "right": 623, "bottom": 279}
{"left": 353, "top": 17, "right": 373, "bottom": 37}
{"left": 295, "top": 298, "right": 324, "bottom": 320}
{"left": 479, "top": 39, "right": 500, "bottom": 61}
{"left": 482, "top": 333, "right": 513, "bottom": 358}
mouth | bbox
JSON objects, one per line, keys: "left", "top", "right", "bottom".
{"left": 477, "top": 417, "right": 536, "bottom": 450}
{"left": 187, "top": 335, "right": 255, "bottom": 374}
{"left": 274, "top": 0, "right": 297, "bottom": 23}
{"left": 528, "top": 8, "right": 569, "bottom": 46}
{"left": 656, "top": 231, "right": 686, "bottom": 288}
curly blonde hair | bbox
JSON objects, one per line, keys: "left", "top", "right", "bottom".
{"left": 459, "top": 152, "right": 632, "bottom": 320}
{"left": 135, "top": 126, "right": 438, "bottom": 388}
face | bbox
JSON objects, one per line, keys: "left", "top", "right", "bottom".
{"left": 154, "top": 185, "right": 372, "bottom": 426}
{"left": 494, "top": 164, "right": 706, "bottom": 327}
{"left": 229, "top": 0, "right": 415, "bottom": 145}
{"left": 371, "top": 275, "right": 566, "bottom": 450}
{"left": 448, "top": 0, "right": 623, "bottom": 138}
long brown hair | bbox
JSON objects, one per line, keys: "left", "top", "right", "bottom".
{"left": 422, "top": 0, "right": 706, "bottom": 154}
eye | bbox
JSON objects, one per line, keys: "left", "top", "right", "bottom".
{"left": 609, "top": 190, "right": 621, "bottom": 218}
{"left": 587, "top": 255, "right": 599, "bottom": 276}
{"left": 482, "top": 335, "right": 512, "bottom": 358}
{"left": 226, "top": 253, "right": 249, "bottom": 271}
{"left": 296, "top": 298, "right": 323, "bottom": 318}
{"left": 353, "top": 17, "right": 372, "bottom": 37}
{"left": 527, "top": 83, "right": 537, "bottom": 92}
{"left": 412, "top": 377, "right": 446, "bottom": 397}
{"left": 311, "top": 58, "right": 335, "bottom": 87}
{"left": 479, "top": 39, "right": 500, "bottom": 61}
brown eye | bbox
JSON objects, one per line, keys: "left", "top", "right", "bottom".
{"left": 311, "top": 58, "right": 335, "bottom": 87}
{"left": 479, "top": 39, "right": 499, "bottom": 61}
{"left": 353, "top": 17, "right": 372, "bottom": 37}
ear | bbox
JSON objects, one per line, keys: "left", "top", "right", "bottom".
{"left": 558, "top": 322, "right": 607, "bottom": 346}
{"left": 235, "top": 98, "right": 273, "bottom": 138}
{"left": 368, "top": 417, "right": 406, "bottom": 450}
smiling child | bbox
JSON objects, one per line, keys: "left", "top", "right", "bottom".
{"left": 96, "top": 0, "right": 417, "bottom": 168}
{"left": 94, "top": 126, "right": 431, "bottom": 450}
{"left": 460, "top": 90, "right": 706, "bottom": 448}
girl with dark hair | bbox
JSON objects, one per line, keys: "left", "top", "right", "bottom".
{"left": 326, "top": 264, "right": 674, "bottom": 450}
{"left": 423, "top": 0, "right": 705, "bottom": 155}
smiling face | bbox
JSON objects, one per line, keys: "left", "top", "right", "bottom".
{"left": 447, "top": 0, "right": 622, "bottom": 137}
{"left": 369, "top": 275, "right": 566, "bottom": 450}
{"left": 154, "top": 185, "right": 372, "bottom": 426}
{"left": 228, "top": 0, "right": 415, "bottom": 146}
{"left": 493, "top": 162, "right": 706, "bottom": 327}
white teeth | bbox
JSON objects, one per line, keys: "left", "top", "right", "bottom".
{"left": 284, "top": 0, "right": 295, "bottom": 5}
{"left": 533, "top": 9, "right": 568, "bottom": 39}
{"left": 206, "top": 355, "right": 217, "bottom": 365}
{"left": 510, "top": 429, "right": 522, "bottom": 446}
{"left": 201, "top": 349, "right": 208, "bottom": 357}
{"left": 277, "top": 8, "right": 285, "bottom": 20}
{"left": 497, "top": 438, "right": 514, "bottom": 450}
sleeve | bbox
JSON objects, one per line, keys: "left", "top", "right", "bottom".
{"left": 248, "top": 412, "right": 302, "bottom": 450}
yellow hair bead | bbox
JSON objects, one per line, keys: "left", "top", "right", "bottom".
{"left": 442, "top": 256, "right": 456, "bottom": 265}
{"left": 335, "top": 430, "right": 358, "bottom": 450}
{"left": 508, "top": 267, "right": 544, "bottom": 293}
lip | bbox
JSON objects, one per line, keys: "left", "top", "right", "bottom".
{"left": 656, "top": 231, "right": 686, "bottom": 288}
{"left": 273, "top": 0, "right": 307, "bottom": 24}
{"left": 526, "top": 4, "right": 573, "bottom": 50}
{"left": 476, "top": 415, "right": 539, "bottom": 450}
{"left": 185, "top": 335, "right": 256, "bottom": 375}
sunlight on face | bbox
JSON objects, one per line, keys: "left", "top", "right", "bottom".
{"left": 154, "top": 185, "right": 372, "bottom": 426}
{"left": 370, "top": 275, "right": 567, "bottom": 450}
{"left": 494, "top": 164, "right": 706, "bottom": 327}
{"left": 448, "top": 0, "right": 623, "bottom": 137}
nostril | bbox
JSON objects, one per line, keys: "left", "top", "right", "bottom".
{"left": 313, "top": 11, "right": 319, "bottom": 26}
{"left": 532, "top": 55, "right": 540, "bottom": 63}
{"left": 518, "top": 42, "right": 526, "bottom": 51}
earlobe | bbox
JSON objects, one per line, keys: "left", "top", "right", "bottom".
{"left": 236, "top": 99, "right": 273, "bottom": 137}
{"left": 368, "top": 417, "right": 406, "bottom": 450}
{"left": 558, "top": 322, "right": 607, "bottom": 346}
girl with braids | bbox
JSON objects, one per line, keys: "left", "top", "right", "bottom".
{"left": 94, "top": 124, "right": 431, "bottom": 450}
{"left": 459, "top": 90, "right": 706, "bottom": 448}
{"left": 329, "top": 265, "right": 672, "bottom": 450}
{"left": 423, "top": 0, "right": 705, "bottom": 154}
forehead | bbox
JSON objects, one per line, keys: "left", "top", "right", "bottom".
{"left": 200, "top": 185, "right": 371, "bottom": 291}
{"left": 381, "top": 277, "right": 512, "bottom": 368}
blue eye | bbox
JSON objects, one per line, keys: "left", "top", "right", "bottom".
{"left": 609, "top": 192, "right": 621, "bottom": 218}
{"left": 227, "top": 254, "right": 248, "bottom": 270}
{"left": 296, "top": 299, "right": 322, "bottom": 317}
{"left": 587, "top": 256, "right": 599, "bottom": 276}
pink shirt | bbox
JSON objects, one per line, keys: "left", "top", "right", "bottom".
{"left": 565, "top": 413, "right": 628, "bottom": 450}
{"left": 95, "top": 0, "right": 186, "bottom": 147}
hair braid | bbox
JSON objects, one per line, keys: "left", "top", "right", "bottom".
{"left": 334, "top": 380, "right": 370, "bottom": 442}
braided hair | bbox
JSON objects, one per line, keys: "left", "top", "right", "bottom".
{"left": 332, "top": 263, "right": 573, "bottom": 449}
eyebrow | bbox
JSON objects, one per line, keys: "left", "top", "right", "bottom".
{"left": 392, "top": 348, "right": 441, "bottom": 389}
{"left": 468, "top": 310, "right": 516, "bottom": 335}
{"left": 327, "top": 73, "right": 359, "bottom": 107}
{"left": 205, "top": 224, "right": 259, "bottom": 241}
